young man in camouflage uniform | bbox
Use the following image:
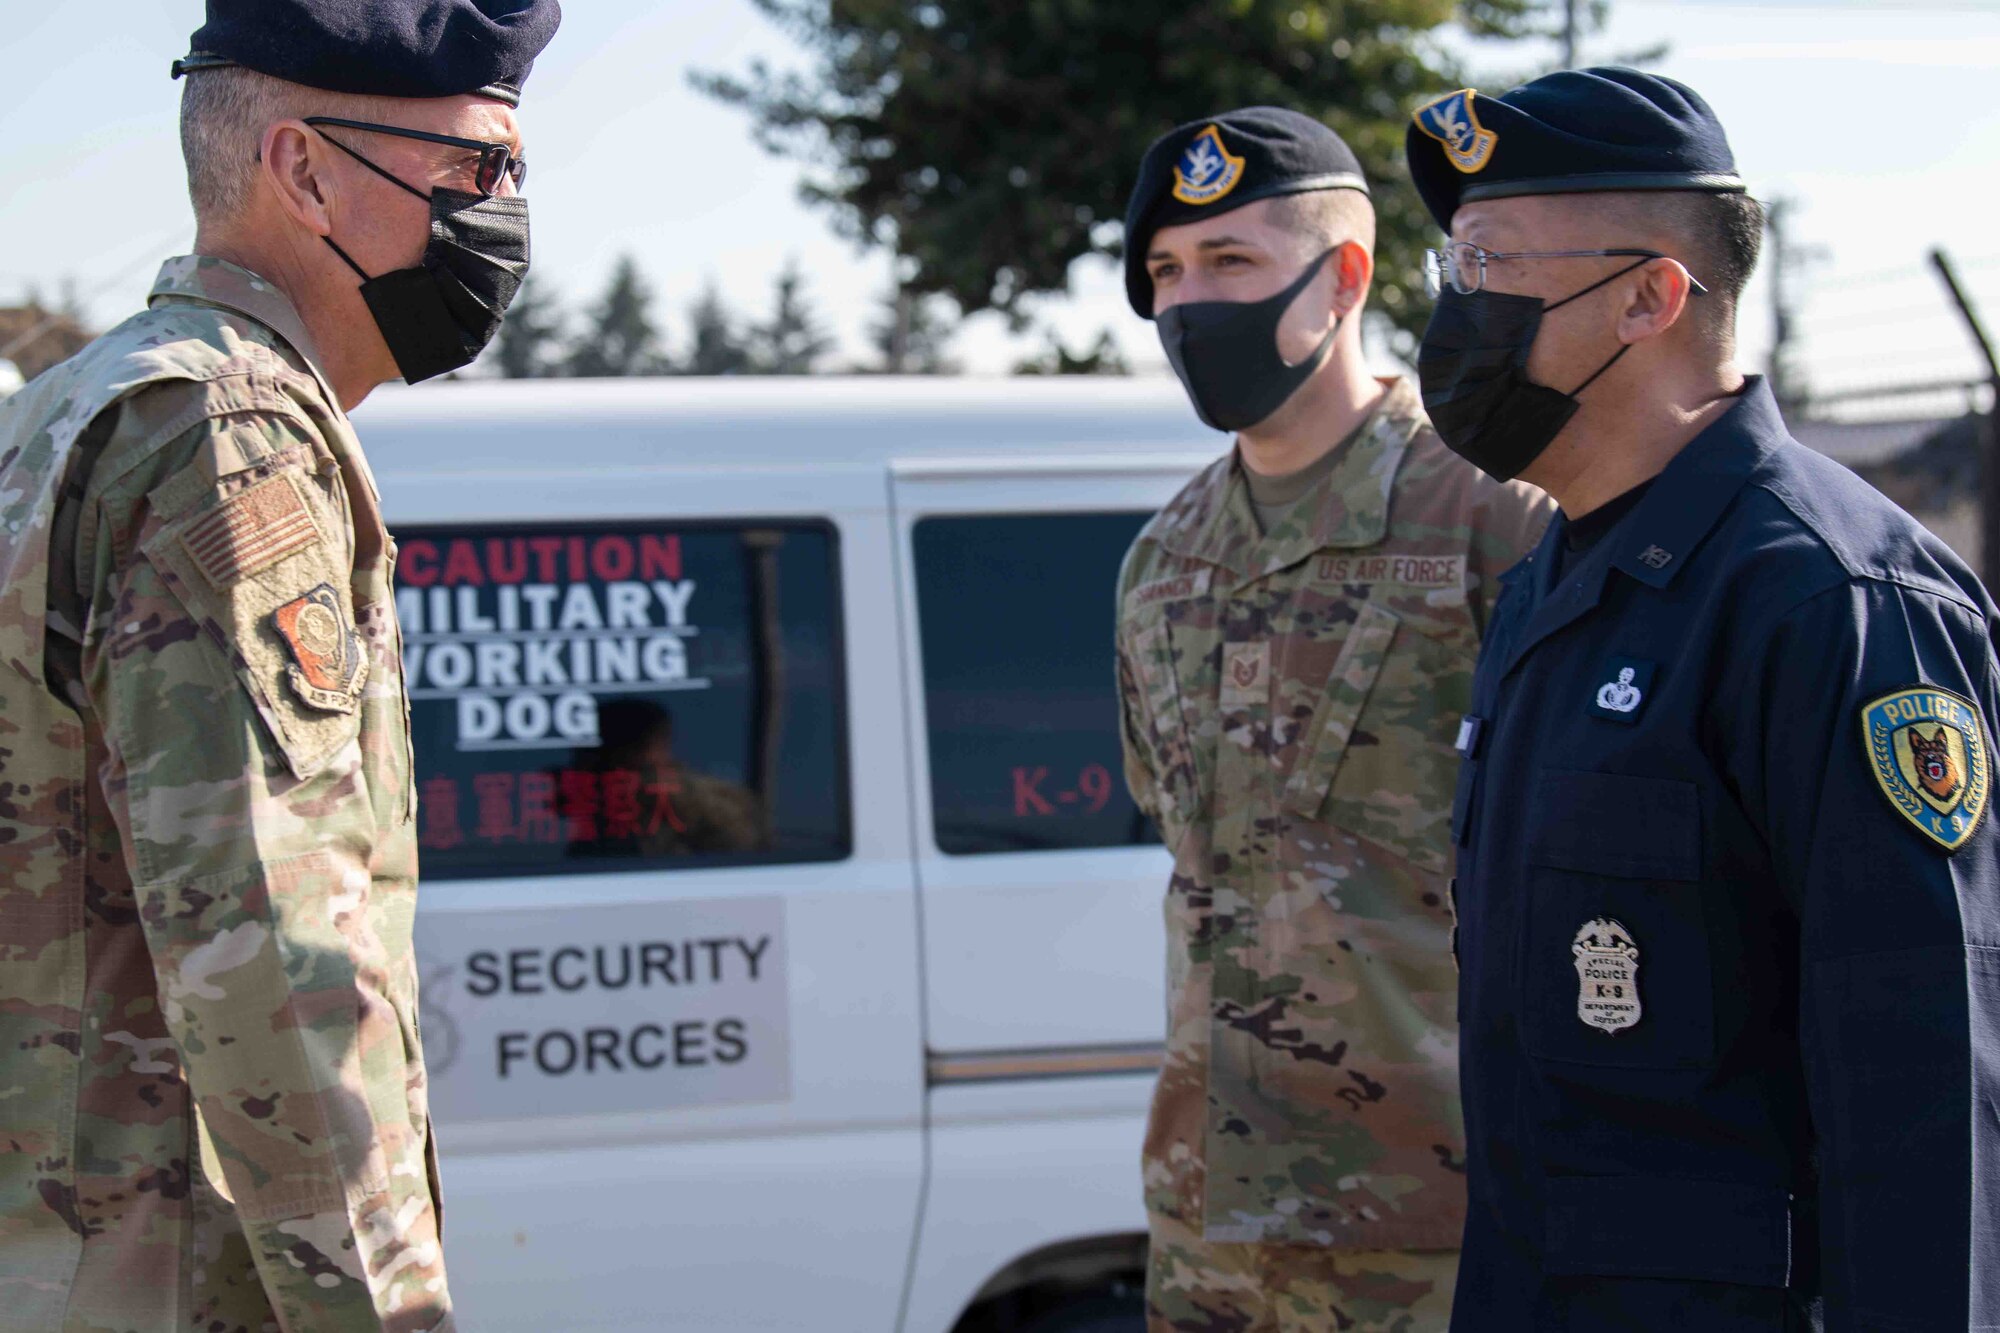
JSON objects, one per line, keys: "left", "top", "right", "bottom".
{"left": 0, "top": 2, "right": 558, "bottom": 1328}
{"left": 1115, "top": 109, "right": 1552, "bottom": 1331}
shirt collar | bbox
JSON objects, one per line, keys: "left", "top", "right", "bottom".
{"left": 148, "top": 256, "right": 336, "bottom": 396}
{"left": 1169, "top": 376, "right": 1425, "bottom": 575}
{"left": 1600, "top": 375, "right": 1784, "bottom": 589}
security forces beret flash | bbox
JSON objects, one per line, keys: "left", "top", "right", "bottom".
{"left": 1406, "top": 66, "right": 1744, "bottom": 232}
{"left": 172, "top": 0, "right": 563, "bottom": 105}
{"left": 1124, "top": 107, "right": 1370, "bottom": 319}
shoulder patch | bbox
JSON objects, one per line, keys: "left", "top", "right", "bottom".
{"left": 180, "top": 471, "right": 323, "bottom": 588}
{"left": 1412, "top": 89, "right": 1497, "bottom": 175}
{"left": 1862, "top": 686, "right": 1990, "bottom": 852}
{"left": 1171, "top": 125, "right": 1246, "bottom": 206}
{"left": 272, "top": 583, "right": 368, "bottom": 714}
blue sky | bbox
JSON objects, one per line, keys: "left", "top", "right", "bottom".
{"left": 2, "top": 0, "right": 1995, "bottom": 403}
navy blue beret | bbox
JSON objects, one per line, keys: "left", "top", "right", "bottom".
{"left": 172, "top": 0, "right": 562, "bottom": 106}
{"left": 1405, "top": 67, "right": 1744, "bottom": 232}
{"left": 1124, "top": 107, "right": 1369, "bottom": 319}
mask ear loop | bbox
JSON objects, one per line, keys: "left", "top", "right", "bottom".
{"left": 313, "top": 128, "right": 435, "bottom": 285}
{"left": 324, "top": 236, "right": 373, "bottom": 281}
{"left": 1282, "top": 246, "right": 1346, "bottom": 370}
{"left": 1541, "top": 256, "right": 1651, "bottom": 398}
{"left": 312, "top": 128, "right": 433, "bottom": 202}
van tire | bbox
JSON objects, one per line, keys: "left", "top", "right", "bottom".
{"left": 1018, "top": 1289, "right": 1146, "bottom": 1333}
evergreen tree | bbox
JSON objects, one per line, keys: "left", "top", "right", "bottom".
{"left": 868, "top": 283, "right": 961, "bottom": 375}
{"left": 684, "top": 281, "right": 754, "bottom": 376}
{"left": 1012, "top": 327, "right": 1131, "bottom": 377}
{"left": 566, "top": 255, "right": 670, "bottom": 378}
{"left": 698, "top": 0, "right": 1602, "bottom": 341}
{"left": 491, "top": 276, "right": 567, "bottom": 379}
{"left": 750, "top": 258, "right": 836, "bottom": 374}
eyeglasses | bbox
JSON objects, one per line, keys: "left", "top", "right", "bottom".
{"left": 1423, "top": 241, "right": 1708, "bottom": 299}
{"left": 302, "top": 116, "right": 527, "bottom": 196}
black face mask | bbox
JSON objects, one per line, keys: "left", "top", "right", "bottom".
{"left": 1158, "top": 248, "right": 1340, "bottom": 433}
{"left": 1415, "top": 260, "right": 1647, "bottom": 483}
{"left": 322, "top": 140, "right": 531, "bottom": 384}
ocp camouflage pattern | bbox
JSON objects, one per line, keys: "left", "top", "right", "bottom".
{"left": 1117, "top": 377, "right": 1552, "bottom": 1254}
{"left": 1147, "top": 1208, "right": 1457, "bottom": 1332}
{"left": 0, "top": 257, "right": 451, "bottom": 1331}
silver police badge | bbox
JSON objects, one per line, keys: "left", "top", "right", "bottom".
{"left": 1572, "top": 917, "right": 1641, "bottom": 1034}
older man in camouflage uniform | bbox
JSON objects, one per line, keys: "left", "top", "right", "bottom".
{"left": 1115, "top": 110, "right": 1552, "bottom": 1331}
{"left": 0, "top": 2, "right": 558, "bottom": 1328}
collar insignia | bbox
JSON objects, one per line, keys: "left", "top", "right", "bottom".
{"left": 1864, "top": 687, "right": 1990, "bottom": 852}
{"left": 1171, "top": 125, "right": 1247, "bottom": 206}
{"left": 1412, "top": 89, "right": 1498, "bottom": 175}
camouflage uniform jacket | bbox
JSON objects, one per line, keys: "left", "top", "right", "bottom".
{"left": 1117, "top": 377, "right": 1551, "bottom": 1251}
{"left": 0, "top": 257, "right": 449, "bottom": 1331}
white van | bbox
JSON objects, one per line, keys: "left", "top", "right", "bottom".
{"left": 353, "top": 377, "right": 1219, "bottom": 1332}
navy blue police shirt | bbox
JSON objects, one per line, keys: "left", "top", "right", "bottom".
{"left": 1449, "top": 377, "right": 2000, "bottom": 1331}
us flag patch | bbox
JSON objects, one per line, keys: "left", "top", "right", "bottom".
{"left": 179, "top": 472, "right": 323, "bottom": 587}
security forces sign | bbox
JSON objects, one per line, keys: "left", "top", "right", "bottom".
{"left": 1864, "top": 686, "right": 1991, "bottom": 852}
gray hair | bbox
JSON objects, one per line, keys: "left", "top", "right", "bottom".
{"left": 179, "top": 68, "right": 389, "bottom": 224}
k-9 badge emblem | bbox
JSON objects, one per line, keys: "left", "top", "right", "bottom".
{"left": 1572, "top": 917, "right": 1641, "bottom": 1034}
{"left": 1862, "top": 686, "right": 1991, "bottom": 853}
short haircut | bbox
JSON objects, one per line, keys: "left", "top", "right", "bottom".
{"left": 1587, "top": 190, "right": 1766, "bottom": 333}
{"left": 179, "top": 68, "right": 390, "bottom": 224}
{"left": 1265, "top": 187, "right": 1378, "bottom": 259}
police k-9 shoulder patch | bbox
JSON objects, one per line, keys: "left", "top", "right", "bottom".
{"left": 1862, "top": 686, "right": 1991, "bottom": 852}
{"left": 1171, "top": 125, "right": 1246, "bottom": 206}
{"left": 272, "top": 583, "right": 369, "bottom": 714}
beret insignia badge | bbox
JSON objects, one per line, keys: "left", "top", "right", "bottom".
{"left": 273, "top": 584, "right": 369, "bottom": 714}
{"left": 1863, "top": 687, "right": 1990, "bottom": 852}
{"left": 1171, "top": 125, "right": 1246, "bottom": 206}
{"left": 1413, "top": 89, "right": 1498, "bottom": 175}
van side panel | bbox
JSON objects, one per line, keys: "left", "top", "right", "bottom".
{"left": 374, "top": 460, "right": 926, "bottom": 1332}
{"left": 902, "top": 1077, "right": 1153, "bottom": 1333}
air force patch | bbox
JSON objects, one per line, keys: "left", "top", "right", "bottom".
{"left": 1412, "top": 89, "right": 1497, "bottom": 175}
{"left": 1863, "top": 686, "right": 1991, "bottom": 852}
{"left": 1171, "top": 125, "right": 1246, "bottom": 206}
{"left": 273, "top": 584, "right": 369, "bottom": 714}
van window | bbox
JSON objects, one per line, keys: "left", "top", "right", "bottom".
{"left": 913, "top": 511, "right": 1158, "bottom": 856}
{"left": 394, "top": 520, "right": 848, "bottom": 879}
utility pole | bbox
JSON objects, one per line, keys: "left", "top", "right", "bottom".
{"left": 1563, "top": 0, "right": 1581, "bottom": 68}
{"left": 1767, "top": 199, "right": 1802, "bottom": 417}
{"left": 1930, "top": 247, "right": 2000, "bottom": 593}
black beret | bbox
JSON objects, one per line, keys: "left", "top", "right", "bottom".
{"left": 1405, "top": 66, "right": 1744, "bottom": 232}
{"left": 172, "top": 0, "right": 562, "bottom": 106}
{"left": 1123, "top": 107, "right": 1369, "bottom": 319}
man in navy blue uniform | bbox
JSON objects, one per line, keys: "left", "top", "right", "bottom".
{"left": 1405, "top": 68, "right": 2000, "bottom": 1329}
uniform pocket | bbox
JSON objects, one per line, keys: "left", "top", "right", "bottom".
{"left": 1287, "top": 602, "right": 1465, "bottom": 874}
{"left": 1130, "top": 622, "right": 1203, "bottom": 851}
{"left": 142, "top": 464, "right": 362, "bottom": 780}
{"left": 1545, "top": 1175, "right": 1790, "bottom": 1286}
{"left": 1283, "top": 600, "right": 1396, "bottom": 814}
{"left": 1524, "top": 769, "right": 1713, "bottom": 1069}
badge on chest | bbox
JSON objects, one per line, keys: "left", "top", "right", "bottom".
{"left": 1588, "top": 656, "right": 1655, "bottom": 724}
{"left": 1573, "top": 917, "right": 1642, "bottom": 1034}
